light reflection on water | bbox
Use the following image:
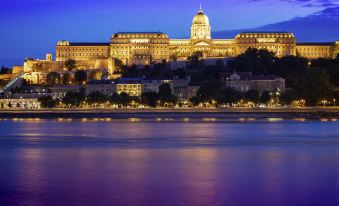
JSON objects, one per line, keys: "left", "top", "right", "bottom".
{"left": 0, "top": 119, "right": 339, "bottom": 205}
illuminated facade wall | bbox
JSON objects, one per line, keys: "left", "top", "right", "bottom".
{"left": 110, "top": 32, "right": 170, "bottom": 65}
{"left": 56, "top": 41, "right": 110, "bottom": 61}
{"left": 234, "top": 32, "right": 297, "bottom": 57}
{"left": 53, "top": 8, "right": 338, "bottom": 68}
{"left": 334, "top": 42, "right": 339, "bottom": 58}
{"left": 296, "top": 43, "right": 333, "bottom": 59}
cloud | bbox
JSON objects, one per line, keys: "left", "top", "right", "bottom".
{"left": 213, "top": 5, "right": 339, "bottom": 41}
{"left": 247, "top": 0, "right": 339, "bottom": 8}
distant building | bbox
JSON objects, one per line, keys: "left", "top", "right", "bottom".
{"left": 142, "top": 79, "right": 173, "bottom": 93}
{"left": 2, "top": 6, "right": 338, "bottom": 89}
{"left": 85, "top": 80, "right": 115, "bottom": 96}
{"left": 114, "top": 78, "right": 143, "bottom": 97}
{"left": 0, "top": 98, "right": 40, "bottom": 109}
{"left": 223, "top": 72, "right": 285, "bottom": 93}
{"left": 53, "top": 6, "right": 339, "bottom": 70}
{"left": 3, "top": 85, "right": 82, "bottom": 100}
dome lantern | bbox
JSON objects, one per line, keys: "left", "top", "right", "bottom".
{"left": 191, "top": 5, "right": 211, "bottom": 40}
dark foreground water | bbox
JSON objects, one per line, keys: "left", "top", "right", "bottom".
{"left": 0, "top": 118, "right": 339, "bottom": 206}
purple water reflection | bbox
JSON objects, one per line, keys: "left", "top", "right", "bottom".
{"left": 0, "top": 119, "right": 339, "bottom": 205}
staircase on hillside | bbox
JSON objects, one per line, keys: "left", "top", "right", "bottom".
{"left": 0, "top": 72, "right": 25, "bottom": 95}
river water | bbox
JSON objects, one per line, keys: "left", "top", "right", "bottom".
{"left": 0, "top": 118, "right": 339, "bottom": 205}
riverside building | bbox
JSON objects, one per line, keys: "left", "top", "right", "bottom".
{"left": 53, "top": 6, "right": 338, "bottom": 69}
{"left": 1, "top": 6, "right": 338, "bottom": 88}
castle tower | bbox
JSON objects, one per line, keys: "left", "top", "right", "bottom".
{"left": 191, "top": 5, "right": 211, "bottom": 40}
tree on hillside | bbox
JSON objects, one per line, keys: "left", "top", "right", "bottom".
{"left": 89, "top": 70, "right": 103, "bottom": 80}
{"left": 46, "top": 72, "right": 60, "bottom": 85}
{"left": 220, "top": 87, "right": 242, "bottom": 106}
{"left": 141, "top": 92, "right": 158, "bottom": 107}
{"left": 260, "top": 91, "right": 271, "bottom": 105}
{"left": 65, "top": 59, "right": 77, "bottom": 71}
{"left": 296, "top": 68, "right": 334, "bottom": 106}
{"left": 74, "top": 70, "right": 87, "bottom": 84}
{"left": 231, "top": 48, "right": 275, "bottom": 75}
{"left": 245, "top": 90, "right": 260, "bottom": 104}
{"left": 187, "top": 51, "right": 204, "bottom": 69}
{"left": 0, "top": 66, "right": 12, "bottom": 74}
{"left": 86, "top": 92, "right": 108, "bottom": 105}
{"left": 158, "top": 83, "right": 177, "bottom": 105}
{"left": 273, "top": 56, "right": 308, "bottom": 88}
{"left": 110, "top": 93, "right": 133, "bottom": 107}
{"left": 119, "top": 92, "right": 132, "bottom": 107}
{"left": 38, "top": 96, "right": 59, "bottom": 108}
{"left": 63, "top": 72, "right": 72, "bottom": 85}
{"left": 280, "top": 90, "right": 296, "bottom": 106}
{"left": 195, "top": 80, "right": 225, "bottom": 104}
{"left": 63, "top": 92, "right": 85, "bottom": 107}
{"left": 310, "top": 58, "right": 339, "bottom": 87}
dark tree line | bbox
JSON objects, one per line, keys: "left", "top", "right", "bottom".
{"left": 38, "top": 83, "right": 177, "bottom": 108}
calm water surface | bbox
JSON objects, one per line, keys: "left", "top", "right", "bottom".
{"left": 0, "top": 118, "right": 339, "bottom": 206}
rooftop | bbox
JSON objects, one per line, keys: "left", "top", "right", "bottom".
{"left": 297, "top": 42, "right": 334, "bottom": 46}
{"left": 115, "top": 78, "right": 144, "bottom": 84}
{"left": 87, "top": 80, "right": 114, "bottom": 85}
{"left": 227, "top": 72, "right": 283, "bottom": 81}
{"left": 68, "top": 42, "right": 110, "bottom": 46}
{"left": 240, "top": 31, "right": 291, "bottom": 34}
{"left": 115, "top": 32, "right": 165, "bottom": 34}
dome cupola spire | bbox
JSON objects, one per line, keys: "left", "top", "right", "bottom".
{"left": 191, "top": 5, "right": 211, "bottom": 39}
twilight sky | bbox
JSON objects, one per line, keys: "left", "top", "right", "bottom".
{"left": 1, "top": 0, "right": 339, "bottom": 66}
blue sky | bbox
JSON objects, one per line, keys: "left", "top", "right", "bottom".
{"left": 1, "top": 0, "right": 339, "bottom": 66}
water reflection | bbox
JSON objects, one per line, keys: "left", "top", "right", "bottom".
{"left": 1, "top": 120, "right": 339, "bottom": 205}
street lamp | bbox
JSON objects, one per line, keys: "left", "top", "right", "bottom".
{"left": 334, "top": 98, "right": 336, "bottom": 107}
{"left": 322, "top": 99, "right": 327, "bottom": 107}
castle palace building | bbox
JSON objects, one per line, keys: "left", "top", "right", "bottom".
{"left": 53, "top": 7, "right": 338, "bottom": 69}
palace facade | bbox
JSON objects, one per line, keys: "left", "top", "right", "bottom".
{"left": 54, "top": 7, "right": 338, "bottom": 71}
{"left": 1, "top": 6, "right": 337, "bottom": 86}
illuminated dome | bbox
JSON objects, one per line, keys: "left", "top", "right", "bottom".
{"left": 192, "top": 8, "right": 209, "bottom": 25}
{"left": 57, "top": 40, "right": 70, "bottom": 46}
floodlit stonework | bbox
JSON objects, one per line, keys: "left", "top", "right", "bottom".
{"left": 54, "top": 7, "right": 338, "bottom": 69}
{"left": 4, "top": 6, "right": 339, "bottom": 84}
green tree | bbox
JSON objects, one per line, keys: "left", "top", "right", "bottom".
{"left": 232, "top": 48, "right": 275, "bottom": 75}
{"left": 89, "top": 70, "right": 103, "bottom": 80}
{"left": 63, "top": 92, "right": 85, "bottom": 107}
{"left": 38, "top": 96, "right": 59, "bottom": 108}
{"left": 0, "top": 66, "right": 12, "bottom": 74}
{"left": 46, "top": 72, "right": 60, "bottom": 85}
{"left": 310, "top": 58, "right": 339, "bottom": 87}
{"left": 195, "top": 80, "right": 225, "bottom": 104}
{"left": 110, "top": 93, "right": 122, "bottom": 105}
{"left": 273, "top": 56, "right": 308, "bottom": 88}
{"left": 189, "top": 96, "right": 201, "bottom": 106}
{"left": 141, "top": 92, "right": 159, "bottom": 107}
{"left": 187, "top": 51, "right": 204, "bottom": 68}
{"left": 65, "top": 59, "right": 77, "bottom": 71}
{"left": 109, "top": 93, "right": 132, "bottom": 107}
{"left": 260, "top": 91, "right": 271, "bottom": 105}
{"left": 220, "top": 87, "right": 242, "bottom": 106}
{"left": 296, "top": 68, "right": 334, "bottom": 106}
{"left": 158, "top": 83, "right": 177, "bottom": 105}
{"left": 63, "top": 72, "right": 72, "bottom": 85}
{"left": 245, "top": 90, "right": 260, "bottom": 104}
{"left": 280, "top": 90, "right": 296, "bottom": 106}
{"left": 120, "top": 92, "right": 132, "bottom": 107}
{"left": 74, "top": 70, "right": 87, "bottom": 85}
{"left": 86, "top": 92, "right": 108, "bottom": 105}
